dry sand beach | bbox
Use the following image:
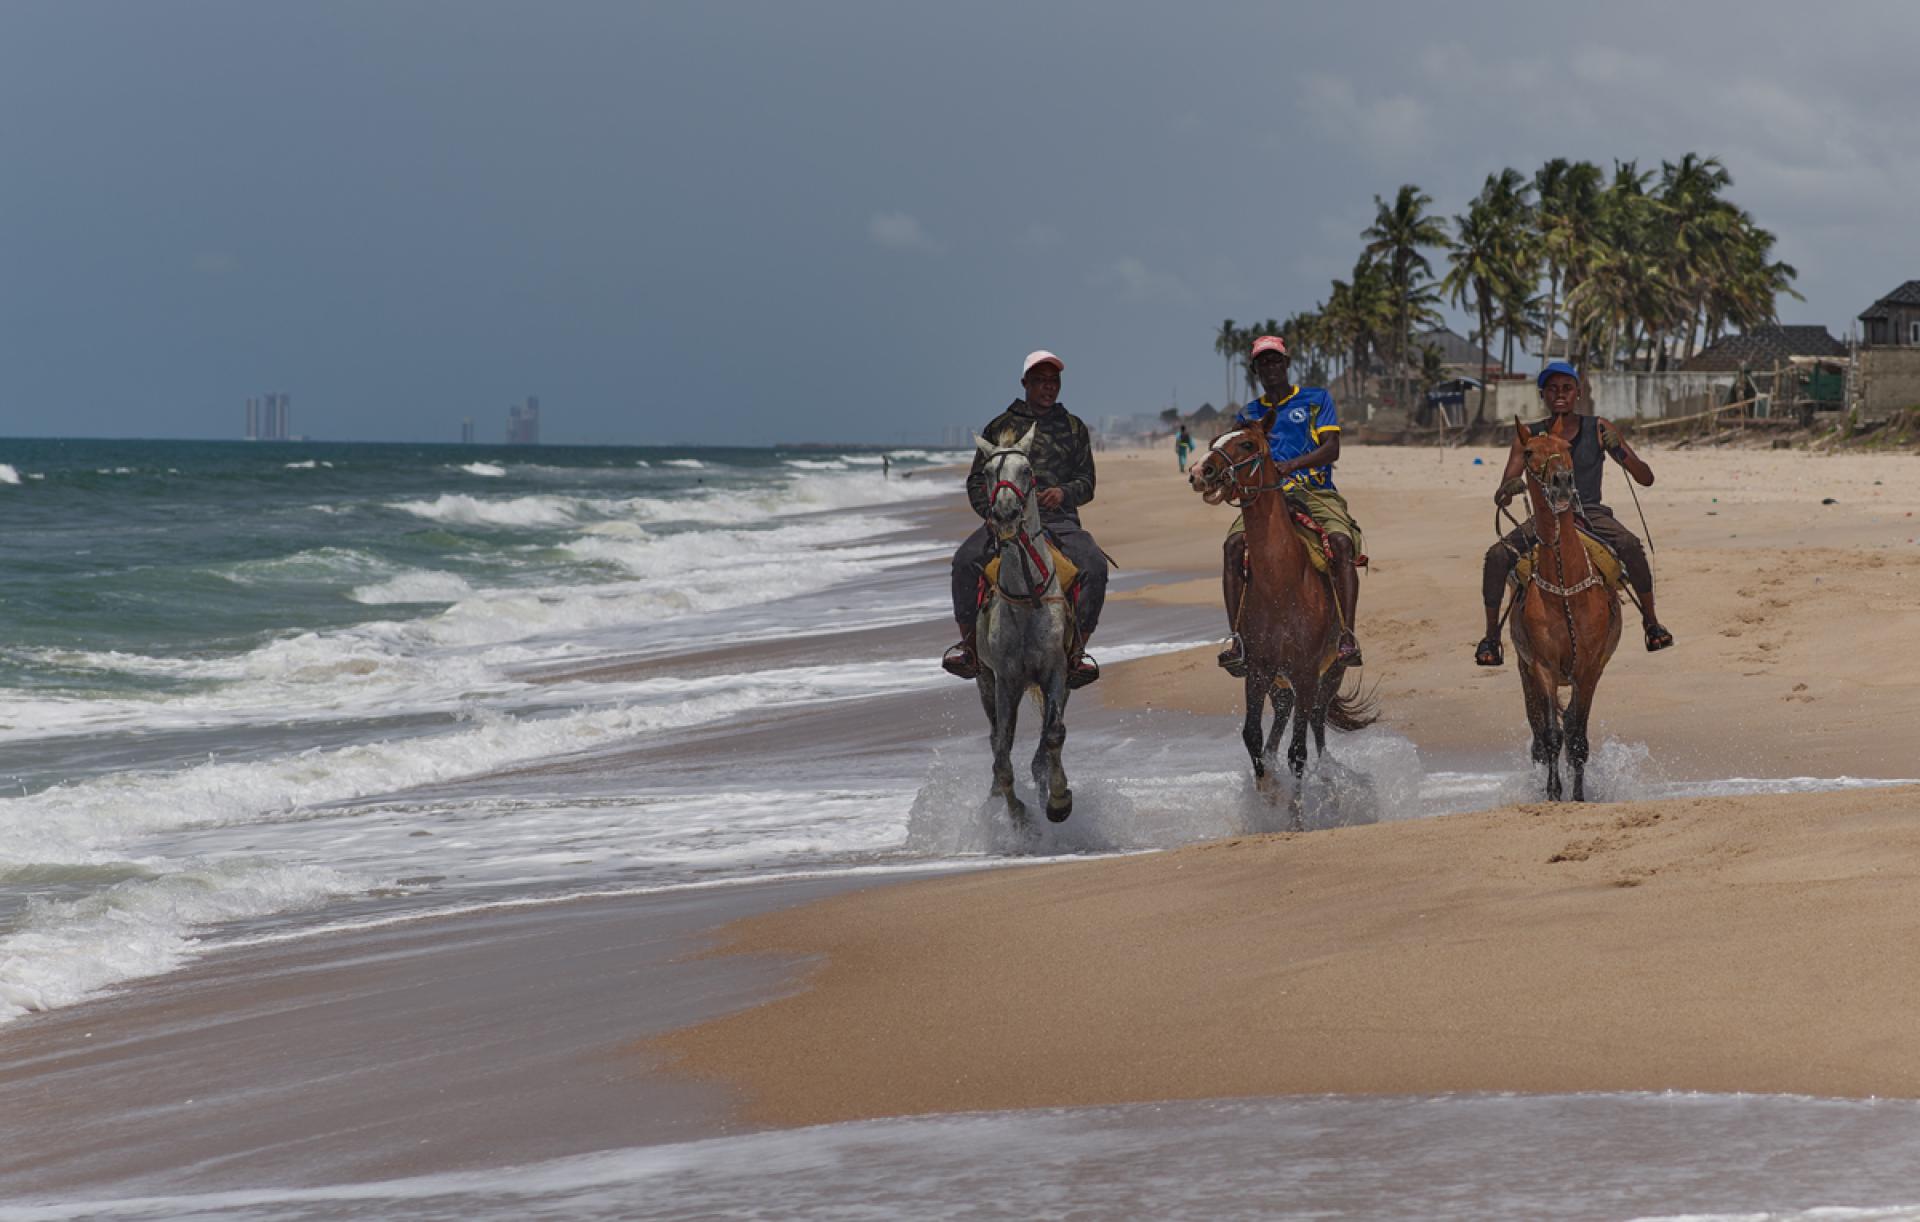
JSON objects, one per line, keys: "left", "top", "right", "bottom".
{"left": 663, "top": 439, "right": 1920, "bottom": 1124}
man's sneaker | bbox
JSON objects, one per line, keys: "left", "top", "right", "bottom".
{"left": 1644, "top": 621, "right": 1675, "bottom": 652}
{"left": 1067, "top": 652, "right": 1100, "bottom": 690}
{"left": 1217, "top": 634, "right": 1248, "bottom": 678}
{"left": 941, "top": 640, "right": 979, "bottom": 680}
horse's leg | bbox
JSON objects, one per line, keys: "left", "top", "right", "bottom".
{"left": 1519, "top": 662, "right": 1551, "bottom": 766}
{"left": 1243, "top": 670, "right": 1270, "bottom": 794}
{"left": 989, "top": 662, "right": 1027, "bottom": 825}
{"left": 1283, "top": 672, "right": 1314, "bottom": 830}
{"left": 1262, "top": 681, "right": 1293, "bottom": 769}
{"left": 1537, "top": 672, "right": 1566, "bottom": 802}
{"left": 1310, "top": 666, "right": 1336, "bottom": 758}
{"left": 1034, "top": 665, "right": 1072, "bottom": 823}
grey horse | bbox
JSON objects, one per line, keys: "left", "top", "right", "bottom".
{"left": 972, "top": 427, "right": 1074, "bottom": 825}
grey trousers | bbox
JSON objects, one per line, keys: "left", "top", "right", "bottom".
{"left": 1483, "top": 506, "right": 1652, "bottom": 607}
{"left": 951, "top": 516, "right": 1108, "bottom": 639}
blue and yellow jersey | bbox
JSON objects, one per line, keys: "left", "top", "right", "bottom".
{"left": 1233, "top": 386, "right": 1340, "bottom": 491}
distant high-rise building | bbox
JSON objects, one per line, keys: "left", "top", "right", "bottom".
{"left": 506, "top": 396, "right": 540, "bottom": 445}
{"left": 461, "top": 417, "right": 475, "bottom": 444}
{"left": 246, "top": 393, "right": 291, "bottom": 440}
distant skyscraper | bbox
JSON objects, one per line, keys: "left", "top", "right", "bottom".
{"left": 246, "top": 393, "right": 291, "bottom": 440}
{"left": 506, "top": 396, "right": 540, "bottom": 445}
{"left": 461, "top": 417, "right": 475, "bottom": 444}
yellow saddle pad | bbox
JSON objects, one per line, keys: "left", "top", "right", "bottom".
{"left": 1513, "top": 531, "right": 1624, "bottom": 592}
{"left": 1294, "top": 522, "right": 1330, "bottom": 575}
{"left": 984, "top": 539, "right": 1079, "bottom": 595}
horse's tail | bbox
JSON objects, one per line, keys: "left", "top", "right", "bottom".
{"left": 1325, "top": 672, "right": 1380, "bottom": 732}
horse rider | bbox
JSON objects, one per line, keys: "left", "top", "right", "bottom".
{"left": 1216, "top": 333, "right": 1364, "bottom": 675}
{"left": 1475, "top": 360, "right": 1674, "bottom": 666}
{"left": 943, "top": 349, "right": 1108, "bottom": 689}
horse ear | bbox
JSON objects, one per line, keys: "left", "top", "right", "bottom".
{"left": 1014, "top": 424, "right": 1038, "bottom": 453}
{"left": 1514, "top": 419, "right": 1532, "bottom": 443}
{"left": 974, "top": 434, "right": 996, "bottom": 458}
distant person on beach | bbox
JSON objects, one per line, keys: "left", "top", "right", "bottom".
{"left": 1475, "top": 360, "right": 1671, "bottom": 666}
{"left": 1219, "top": 334, "right": 1365, "bottom": 672}
{"left": 1175, "top": 425, "right": 1193, "bottom": 472}
{"left": 943, "top": 349, "right": 1107, "bottom": 689}
{"left": 882, "top": 454, "right": 891, "bottom": 479}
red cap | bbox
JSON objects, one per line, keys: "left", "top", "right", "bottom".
{"left": 1251, "top": 335, "right": 1288, "bottom": 359}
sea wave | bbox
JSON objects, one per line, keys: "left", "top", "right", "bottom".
{"left": 388, "top": 494, "right": 582, "bottom": 528}
{"left": 351, "top": 571, "right": 477, "bottom": 605}
{"left": 662, "top": 458, "right": 708, "bottom": 469}
{"left": 0, "top": 464, "right": 19, "bottom": 486}
{"left": 459, "top": 462, "right": 506, "bottom": 478}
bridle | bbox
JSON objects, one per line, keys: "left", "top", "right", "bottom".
{"left": 1520, "top": 439, "right": 1602, "bottom": 672}
{"left": 1200, "top": 426, "right": 1284, "bottom": 509}
{"left": 983, "top": 448, "right": 1057, "bottom": 603}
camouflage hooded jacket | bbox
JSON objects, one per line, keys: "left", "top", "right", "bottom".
{"left": 964, "top": 400, "right": 1096, "bottom": 522}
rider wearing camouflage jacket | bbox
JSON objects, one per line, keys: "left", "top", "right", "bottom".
{"left": 943, "top": 351, "right": 1109, "bottom": 687}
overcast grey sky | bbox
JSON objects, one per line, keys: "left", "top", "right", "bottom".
{"left": 3, "top": 1, "right": 1916, "bottom": 444}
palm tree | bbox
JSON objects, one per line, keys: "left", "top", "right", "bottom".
{"left": 1534, "top": 159, "right": 1604, "bottom": 361}
{"left": 1441, "top": 194, "right": 1501, "bottom": 422}
{"left": 1212, "top": 319, "right": 1239, "bottom": 408}
{"left": 1362, "top": 185, "right": 1450, "bottom": 411}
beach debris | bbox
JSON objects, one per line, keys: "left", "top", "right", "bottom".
{"left": 1821, "top": 497, "right": 1838, "bottom": 505}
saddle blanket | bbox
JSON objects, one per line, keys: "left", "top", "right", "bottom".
{"left": 1512, "top": 528, "right": 1625, "bottom": 593}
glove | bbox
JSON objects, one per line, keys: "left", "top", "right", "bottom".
{"left": 1598, "top": 419, "right": 1623, "bottom": 451}
{"left": 1494, "top": 475, "right": 1526, "bottom": 508}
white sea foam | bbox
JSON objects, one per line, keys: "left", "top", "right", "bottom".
{"left": 0, "top": 464, "right": 19, "bottom": 485}
{"left": 14, "top": 1094, "right": 1919, "bottom": 1220}
{"left": 0, "top": 861, "right": 359, "bottom": 1023}
{"left": 284, "top": 460, "right": 318, "bottom": 470}
{"left": 217, "top": 546, "right": 398, "bottom": 586}
{"left": 388, "top": 493, "right": 581, "bottom": 528}
{"left": 350, "top": 571, "right": 477, "bottom": 605}
{"left": 633, "top": 459, "right": 651, "bottom": 467}
{"left": 784, "top": 458, "right": 850, "bottom": 471}
{"left": 460, "top": 462, "right": 507, "bottom": 477}
{"left": 662, "top": 458, "right": 707, "bottom": 469}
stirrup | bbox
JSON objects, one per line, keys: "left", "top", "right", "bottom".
{"left": 1067, "top": 652, "right": 1100, "bottom": 690}
{"left": 1336, "top": 631, "right": 1363, "bottom": 667}
{"left": 941, "top": 641, "right": 979, "bottom": 680}
{"left": 1474, "top": 636, "right": 1504, "bottom": 667}
{"left": 1217, "top": 634, "right": 1248, "bottom": 678}
{"left": 1644, "top": 622, "right": 1674, "bottom": 653}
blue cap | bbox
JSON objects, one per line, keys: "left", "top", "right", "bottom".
{"left": 1537, "top": 360, "right": 1580, "bottom": 389}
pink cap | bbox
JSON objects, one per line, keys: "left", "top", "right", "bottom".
{"left": 1022, "top": 349, "right": 1064, "bottom": 377}
{"left": 1251, "top": 335, "right": 1288, "bottom": 359}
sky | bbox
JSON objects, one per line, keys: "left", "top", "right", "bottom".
{"left": 3, "top": 1, "right": 1917, "bottom": 445}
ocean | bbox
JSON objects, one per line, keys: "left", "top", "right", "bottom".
{"left": 3, "top": 437, "right": 1913, "bottom": 1218}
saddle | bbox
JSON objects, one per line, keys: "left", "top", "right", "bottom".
{"left": 980, "top": 536, "right": 1080, "bottom": 607}
{"left": 1511, "top": 526, "right": 1625, "bottom": 594}
{"left": 1241, "top": 501, "right": 1368, "bottom": 580}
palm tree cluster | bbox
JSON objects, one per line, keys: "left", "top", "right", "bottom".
{"left": 1216, "top": 155, "right": 1799, "bottom": 420}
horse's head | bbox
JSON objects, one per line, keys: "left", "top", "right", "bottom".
{"left": 975, "top": 424, "right": 1038, "bottom": 541}
{"left": 1515, "top": 420, "right": 1577, "bottom": 513}
{"left": 1188, "top": 419, "right": 1269, "bottom": 506}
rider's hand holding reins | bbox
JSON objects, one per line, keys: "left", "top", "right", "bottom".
{"left": 1494, "top": 475, "right": 1526, "bottom": 508}
{"left": 1038, "top": 487, "right": 1066, "bottom": 511}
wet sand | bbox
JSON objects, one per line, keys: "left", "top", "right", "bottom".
{"left": 0, "top": 876, "right": 904, "bottom": 1200}
{"left": 657, "top": 440, "right": 1920, "bottom": 1124}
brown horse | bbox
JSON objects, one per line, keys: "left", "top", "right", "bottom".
{"left": 1189, "top": 418, "right": 1376, "bottom": 822}
{"left": 1508, "top": 420, "right": 1623, "bottom": 801}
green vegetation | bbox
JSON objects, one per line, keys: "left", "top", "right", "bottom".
{"left": 1222, "top": 155, "right": 1799, "bottom": 416}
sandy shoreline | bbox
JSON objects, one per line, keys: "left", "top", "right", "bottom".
{"left": 656, "top": 439, "right": 1920, "bottom": 1123}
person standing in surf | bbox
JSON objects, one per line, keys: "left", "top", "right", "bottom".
{"left": 1474, "top": 360, "right": 1672, "bottom": 666}
{"left": 943, "top": 349, "right": 1107, "bottom": 689}
{"left": 1217, "top": 334, "right": 1364, "bottom": 674}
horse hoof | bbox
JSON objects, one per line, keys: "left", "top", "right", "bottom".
{"left": 1046, "top": 791, "right": 1073, "bottom": 823}
{"left": 1005, "top": 795, "right": 1030, "bottom": 824}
